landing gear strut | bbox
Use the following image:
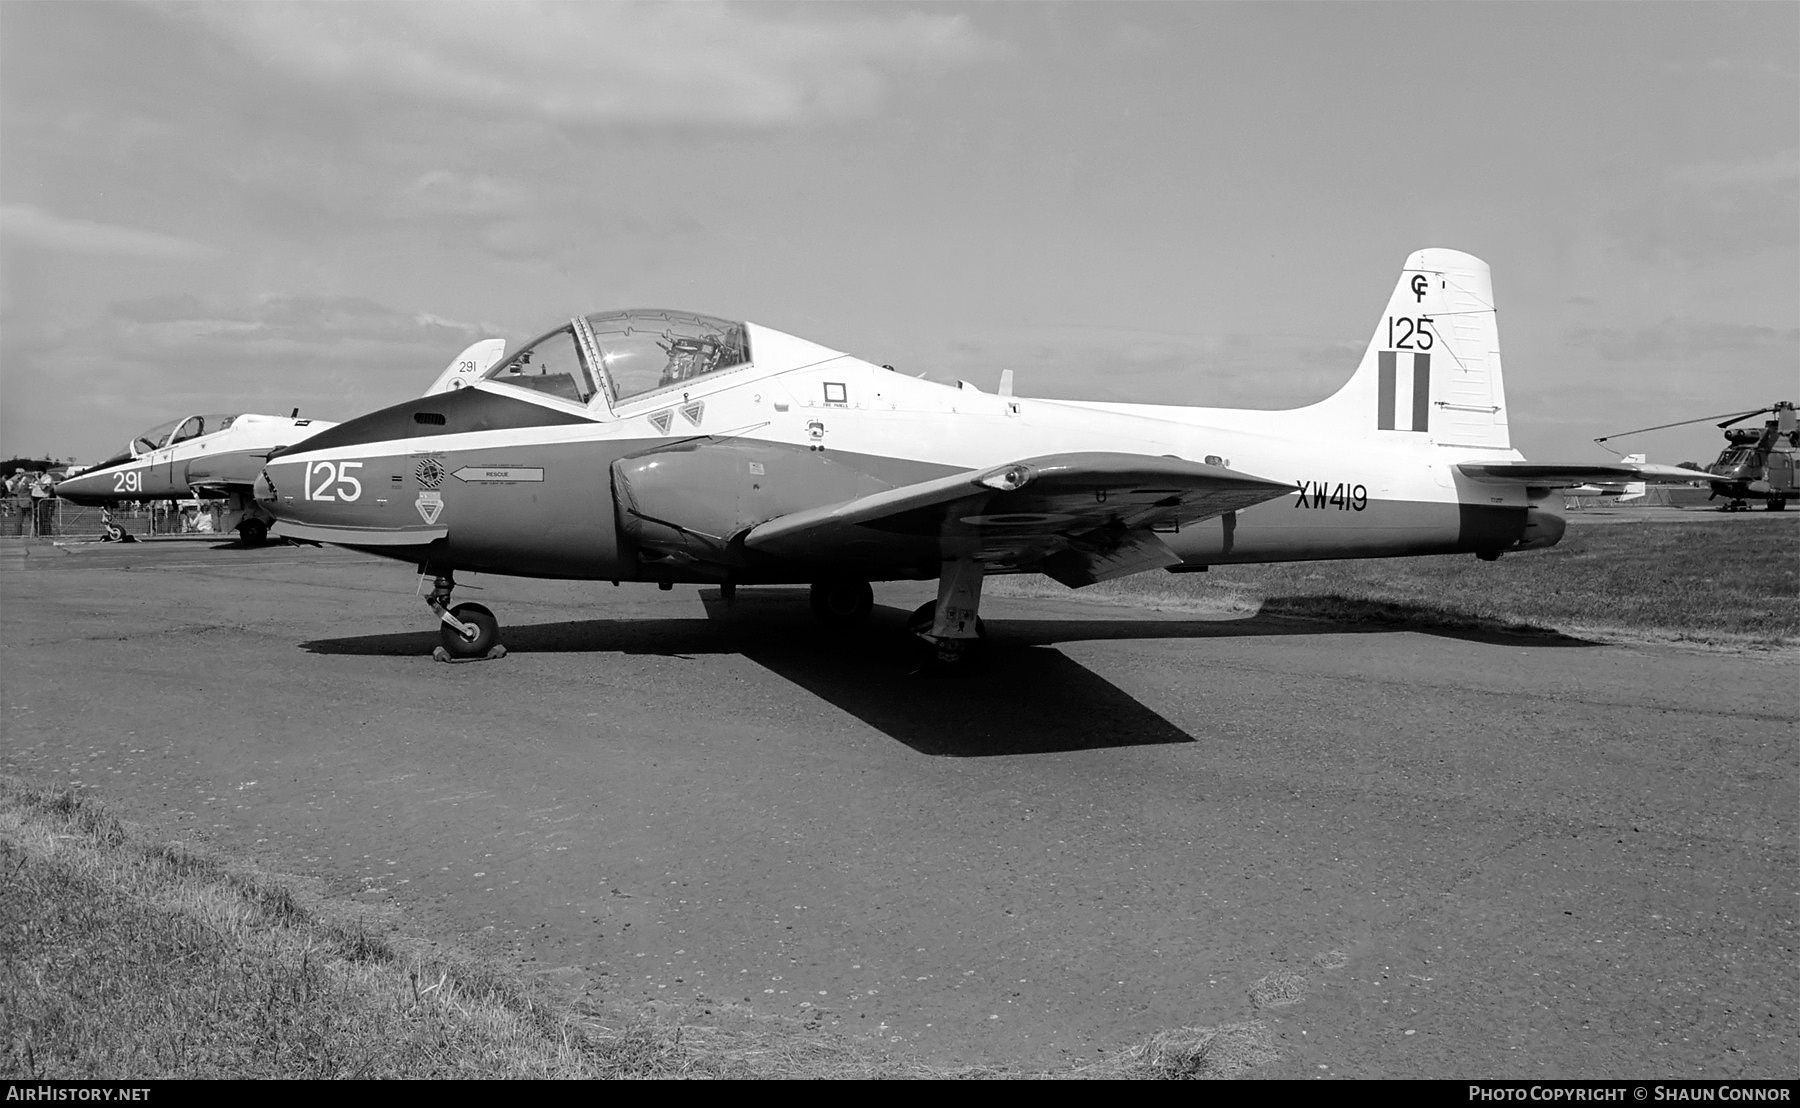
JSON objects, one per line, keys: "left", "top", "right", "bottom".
{"left": 425, "top": 569, "right": 505, "bottom": 661}
{"left": 911, "top": 557, "right": 987, "bottom": 672}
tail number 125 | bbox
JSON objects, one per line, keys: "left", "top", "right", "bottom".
{"left": 305, "top": 460, "right": 363, "bottom": 502}
{"left": 1387, "top": 316, "right": 1435, "bottom": 349}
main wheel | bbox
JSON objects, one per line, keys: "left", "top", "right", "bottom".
{"left": 904, "top": 600, "right": 987, "bottom": 671}
{"left": 237, "top": 518, "right": 269, "bottom": 545}
{"left": 439, "top": 602, "right": 500, "bottom": 658}
{"left": 1767, "top": 499, "right": 1787, "bottom": 511}
{"left": 810, "top": 579, "right": 874, "bottom": 628}
{"left": 904, "top": 600, "right": 986, "bottom": 639}
{"left": 905, "top": 600, "right": 936, "bottom": 637}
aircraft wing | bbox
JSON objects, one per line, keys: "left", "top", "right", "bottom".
{"left": 1458, "top": 462, "right": 1705, "bottom": 487}
{"left": 742, "top": 452, "right": 1293, "bottom": 587}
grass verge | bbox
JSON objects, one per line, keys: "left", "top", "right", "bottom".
{"left": 0, "top": 776, "right": 1272, "bottom": 1079}
{"left": 990, "top": 516, "right": 1798, "bottom": 648}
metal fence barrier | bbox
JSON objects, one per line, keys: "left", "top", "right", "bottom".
{"left": 0, "top": 497, "right": 227, "bottom": 539}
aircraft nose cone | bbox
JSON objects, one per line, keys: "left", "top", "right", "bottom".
{"left": 50, "top": 472, "right": 99, "bottom": 504}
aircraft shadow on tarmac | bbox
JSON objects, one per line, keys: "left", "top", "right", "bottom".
{"left": 299, "top": 588, "right": 1593, "bottom": 758}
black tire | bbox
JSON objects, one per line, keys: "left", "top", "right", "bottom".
{"left": 904, "top": 601, "right": 985, "bottom": 672}
{"left": 809, "top": 579, "right": 874, "bottom": 627}
{"left": 439, "top": 602, "right": 500, "bottom": 658}
{"left": 1767, "top": 499, "right": 1787, "bottom": 512}
{"left": 905, "top": 600, "right": 936, "bottom": 636}
{"left": 238, "top": 518, "right": 269, "bottom": 545}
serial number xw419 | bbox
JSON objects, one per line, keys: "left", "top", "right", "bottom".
{"left": 1294, "top": 481, "right": 1368, "bottom": 511}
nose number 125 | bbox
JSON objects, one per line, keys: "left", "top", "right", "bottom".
{"left": 305, "top": 460, "right": 363, "bottom": 502}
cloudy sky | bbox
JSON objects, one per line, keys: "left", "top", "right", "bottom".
{"left": 2, "top": 1, "right": 1794, "bottom": 467}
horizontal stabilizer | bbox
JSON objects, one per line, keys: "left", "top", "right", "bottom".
{"left": 1458, "top": 461, "right": 1704, "bottom": 488}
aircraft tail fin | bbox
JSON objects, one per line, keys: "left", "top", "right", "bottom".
{"left": 1615, "top": 454, "right": 1647, "bottom": 500}
{"left": 423, "top": 338, "right": 507, "bottom": 396}
{"left": 1306, "top": 248, "right": 1511, "bottom": 450}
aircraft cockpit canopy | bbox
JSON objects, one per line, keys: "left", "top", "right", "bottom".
{"left": 128, "top": 414, "right": 238, "bottom": 456}
{"left": 482, "top": 310, "right": 751, "bottom": 410}
{"left": 585, "top": 310, "right": 751, "bottom": 403}
{"left": 483, "top": 326, "right": 595, "bottom": 404}
{"left": 1718, "top": 447, "right": 1762, "bottom": 469}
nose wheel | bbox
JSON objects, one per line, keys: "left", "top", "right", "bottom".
{"left": 424, "top": 571, "right": 507, "bottom": 661}
{"left": 438, "top": 602, "right": 500, "bottom": 659}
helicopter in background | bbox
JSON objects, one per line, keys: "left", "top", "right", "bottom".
{"left": 1596, "top": 402, "right": 1797, "bottom": 511}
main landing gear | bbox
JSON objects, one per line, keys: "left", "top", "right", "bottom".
{"left": 425, "top": 570, "right": 506, "bottom": 662}
{"left": 422, "top": 568, "right": 989, "bottom": 667}
{"left": 910, "top": 556, "right": 987, "bottom": 674}
{"left": 809, "top": 578, "right": 874, "bottom": 628}
{"left": 806, "top": 563, "right": 990, "bottom": 673}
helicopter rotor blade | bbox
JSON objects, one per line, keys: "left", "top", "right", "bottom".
{"left": 1594, "top": 409, "right": 1767, "bottom": 443}
{"left": 1716, "top": 406, "right": 1778, "bottom": 429}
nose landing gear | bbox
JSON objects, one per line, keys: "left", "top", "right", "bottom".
{"left": 425, "top": 570, "right": 507, "bottom": 661}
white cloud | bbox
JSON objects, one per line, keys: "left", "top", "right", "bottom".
{"left": 1, "top": 291, "right": 506, "bottom": 459}
{"left": 107, "top": 292, "right": 493, "bottom": 349}
{"left": 1602, "top": 153, "right": 1800, "bottom": 268}
{"left": 1662, "top": 56, "right": 1799, "bottom": 81}
{"left": 172, "top": 2, "right": 998, "bottom": 126}
{"left": 404, "top": 171, "right": 533, "bottom": 219}
{"left": 0, "top": 204, "right": 216, "bottom": 260}
{"left": 1567, "top": 318, "right": 1799, "bottom": 363}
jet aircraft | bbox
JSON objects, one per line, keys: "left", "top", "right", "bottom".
{"left": 52, "top": 340, "right": 507, "bottom": 543}
{"left": 56, "top": 411, "right": 336, "bottom": 544}
{"left": 421, "top": 338, "right": 507, "bottom": 396}
{"left": 261, "top": 248, "right": 1696, "bottom": 664}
